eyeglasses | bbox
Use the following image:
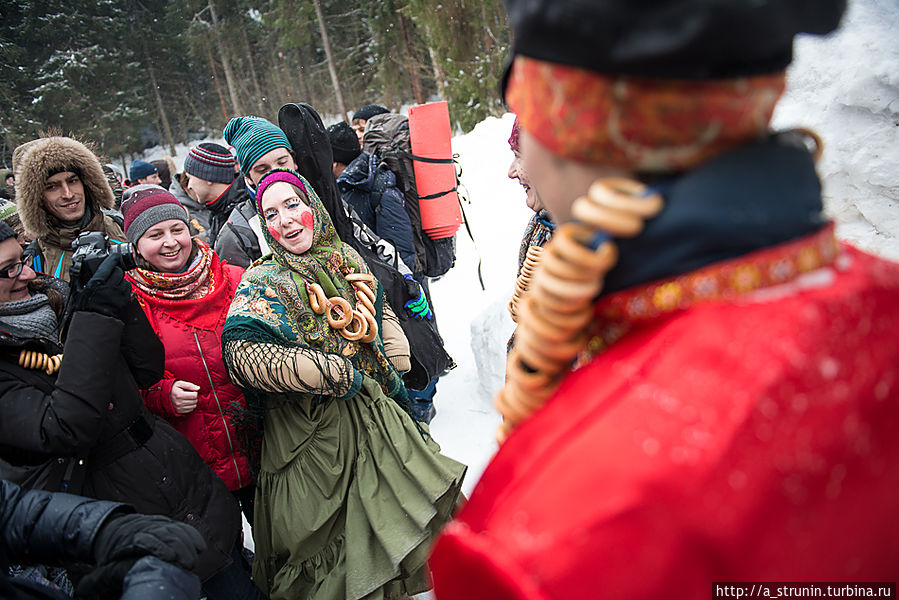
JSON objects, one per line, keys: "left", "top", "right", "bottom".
{"left": 0, "top": 255, "right": 34, "bottom": 279}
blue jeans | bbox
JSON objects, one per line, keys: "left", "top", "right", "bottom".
{"left": 408, "top": 377, "right": 438, "bottom": 424}
{"left": 201, "top": 544, "right": 267, "bottom": 600}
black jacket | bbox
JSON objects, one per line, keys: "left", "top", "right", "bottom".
{"left": 206, "top": 177, "right": 251, "bottom": 248}
{"left": 0, "top": 480, "right": 200, "bottom": 600}
{"left": 0, "top": 298, "right": 240, "bottom": 580}
{"left": 214, "top": 198, "right": 262, "bottom": 269}
{"left": 0, "top": 480, "right": 120, "bottom": 600}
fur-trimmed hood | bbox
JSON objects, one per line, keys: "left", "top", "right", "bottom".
{"left": 12, "top": 136, "right": 115, "bottom": 238}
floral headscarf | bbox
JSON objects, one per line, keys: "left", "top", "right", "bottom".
{"left": 224, "top": 169, "right": 404, "bottom": 399}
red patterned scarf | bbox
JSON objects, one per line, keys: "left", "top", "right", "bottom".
{"left": 127, "top": 240, "right": 234, "bottom": 331}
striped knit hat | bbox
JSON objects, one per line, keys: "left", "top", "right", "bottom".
{"left": 223, "top": 116, "right": 292, "bottom": 174}
{"left": 121, "top": 187, "right": 189, "bottom": 243}
{"left": 183, "top": 143, "right": 235, "bottom": 184}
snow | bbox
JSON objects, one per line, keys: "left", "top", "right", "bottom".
{"left": 136, "top": 0, "right": 898, "bottom": 551}
{"left": 772, "top": 0, "right": 899, "bottom": 261}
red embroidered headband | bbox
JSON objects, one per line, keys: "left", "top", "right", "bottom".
{"left": 505, "top": 55, "right": 786, "bottom": 173}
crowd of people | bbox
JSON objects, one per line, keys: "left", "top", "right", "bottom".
{"left": 0, "top": 98, "right": 466, "bottom": 599}
{"left": 2, "top": 1, "right": 898, "bottom": 599}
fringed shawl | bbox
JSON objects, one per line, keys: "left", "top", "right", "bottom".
{"left": 223, "top": 171, "right": 406, "bottom": 402}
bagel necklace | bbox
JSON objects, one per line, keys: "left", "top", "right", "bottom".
{"left": 496, "top": 178, "right": 664, "bottom": 444}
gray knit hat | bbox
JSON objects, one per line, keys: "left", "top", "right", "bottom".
{"left": 183, "top": 143, "right": 236, "bottom": 184}
{"left": 121, "top": 187, "right": 189, "bottom": 243}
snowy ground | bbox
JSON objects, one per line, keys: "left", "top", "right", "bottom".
{"left": 138, "top": 0, "right": 898, "bottom": 568}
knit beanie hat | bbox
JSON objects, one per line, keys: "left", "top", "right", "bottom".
{"left": 121, "top": 187, "right": 189, "bottom": 243}
{"left": 0, "top": 221, "right": 16, "bottom": 243}
{"left": 129, "top": 160, "right": 158, "bottom": 181}
{"left": 223, "top": 116, "right": 292, "bottom": 173}
{"left": 183, "top": 143, "right": 236, "bottom": 184}
{"left": 327, "top": 122, "right": 362, "bottom": 165}
{"left": 351, "top": 104, "right": 389, "bottom": 122}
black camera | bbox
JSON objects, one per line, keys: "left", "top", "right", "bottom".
{"left": 69, "top": 231, "right": 138, "bottom": 289}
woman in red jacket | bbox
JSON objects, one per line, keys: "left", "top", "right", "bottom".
{"left": 121, "top": 186, "right": 255, "bottom": 526}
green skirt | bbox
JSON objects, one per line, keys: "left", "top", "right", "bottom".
{"left": 253, "top": 376, "right": 466, "bottom": 600}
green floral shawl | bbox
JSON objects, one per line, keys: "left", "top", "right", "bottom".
{"left": 223, "top": 171, "right": 406, "bottom": 403}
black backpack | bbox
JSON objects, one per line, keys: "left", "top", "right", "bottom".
{"left": 278, "top": 103, "right": 454, "bottom": 390}
{"left": 362, "top": 113, "right": 456, "bottom": 279}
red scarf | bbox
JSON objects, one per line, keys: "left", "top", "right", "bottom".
{"left": 127, "top": 240, "right": 234, "bottom": 331}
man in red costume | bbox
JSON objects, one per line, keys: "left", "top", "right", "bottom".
{"left": 429, "top": 1, "right": 899, "bottom": 598}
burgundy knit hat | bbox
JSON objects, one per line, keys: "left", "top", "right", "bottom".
{"left": 121, "top": 187, "right": 189, "bottom": 243}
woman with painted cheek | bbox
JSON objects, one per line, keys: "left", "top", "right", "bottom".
{"left": 261, "top": 185, "right": 315, "bottom": 255}
{"left": 221, "top": 168, "right": 465, "bottom": 600}
{"left": 508, "top": 116, "right": 554, "bottom": 277}
{"left": 120, "top": 188, "right": 265, "bottom": 600}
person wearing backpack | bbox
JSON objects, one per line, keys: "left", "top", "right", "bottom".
{"left": 350, "top": 104, "right": 390, "bottom": 146}
{"left": 327, "top": 121, "right": 417, "bottom": 273}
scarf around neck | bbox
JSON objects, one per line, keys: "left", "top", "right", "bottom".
{"left": 128, "top": 239, "right": 231, "bottom": 331}
{"left": 0, "top": 293, "right": 59, "bottom": 341}
{"left": 224, "top": 171, "right": 404, "bottom": 399}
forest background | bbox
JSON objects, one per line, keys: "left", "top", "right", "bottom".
{"left": 0, "top": 0, "right": 510, "bottom": 168}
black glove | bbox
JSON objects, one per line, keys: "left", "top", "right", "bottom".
{"left": 76, "top": 559, "right": 137, "bottom": 599}
{"left": 76, "top": 512, "right": 205, "bottom": 599}
{"left": 71, "top": 254, "right": 133, "bottom": 319}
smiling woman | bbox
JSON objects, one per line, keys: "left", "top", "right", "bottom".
{"left": 121, "top": 187, "right": 265, "bottom": 599}
{"left": 259, "top": 180, "right": 314, "bottom": 254}
{"left": 136, "top": 219, "right": 193, "bottom": 273}
{"left": 220, "top": 168, "right": 466, "bottom": 600}
{"left": 0, "top": 233, "right": 37, "bottom": 306}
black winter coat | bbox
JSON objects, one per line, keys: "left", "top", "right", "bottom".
{"left": 0, "top": 479, "right": 120, "bottom": 600}
{"left": 337, "top": 152, "right": 417, "bottom": 272}
{"left": 214, "top": 198, "right": 262, "bottom": 269}
{"left": 206, "top": 177, "right": 251, "bottom": 248}
{"left": 0, "top": 300, "right": 240, "bottom": 580}
{"left": 0, "top": 480, "right": 200, "bottom": 600}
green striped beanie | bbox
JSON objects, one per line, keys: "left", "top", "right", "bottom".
{"left": 223, "top": 116, "right": 292, "bottom": 173}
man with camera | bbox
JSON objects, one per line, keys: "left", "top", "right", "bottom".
{"left": 0, "top": 215, "right": 259, "bottom": 599}
{"left": 12, "top": 136, "right": 127, "bottom": 281}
